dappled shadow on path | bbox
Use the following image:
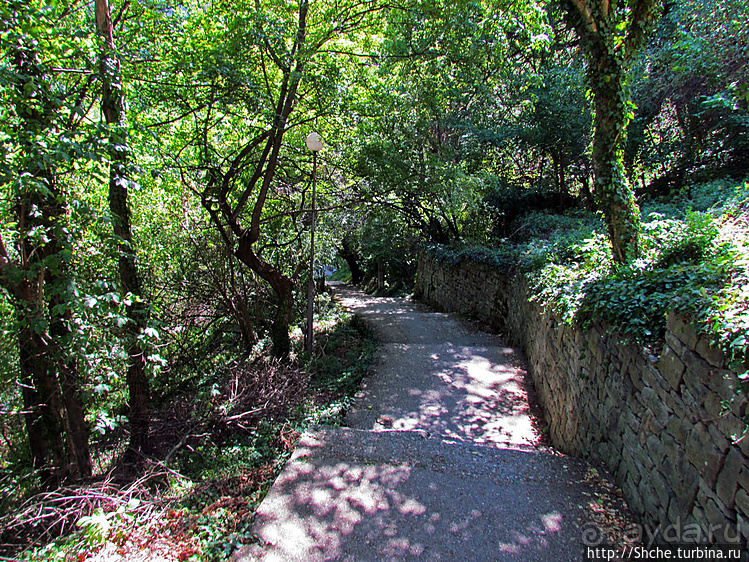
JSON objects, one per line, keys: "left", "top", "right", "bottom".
{"left": 346, "top": 343, "right": 542, "bottom": 451}
{"left": 335, "top": 285, "right": 544, "bottom": 450}
{"left": 242, "top": 286, "right": 591, "bottom": 560}
{"left": 246, "top": 430, "right": 591, "bottom": 561}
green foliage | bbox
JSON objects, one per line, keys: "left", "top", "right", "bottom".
{"left": 627, "top": 0, "right": 749, "bottom": 186}
{"left": 76, "top": 499, "right": 142, "bottom": 548}
{"left": 579, "top": 263, "right": 723, "bottom": 341}
{"left": 445, "top": 179, "right": 748, "bottom": 371}
{"left": 307, "top": 315, "right": 377, "bottom": 402}
{"left": 425, "top": 242, "right": 517, "bottom": 272}
{"left": 175, "top": 427, "right": 281, "bottom": 483}
{"left": 9, "top": 294, "right": 377, "bottom": 561}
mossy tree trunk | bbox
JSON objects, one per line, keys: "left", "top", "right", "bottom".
{"left": 0, "top": 23, "right": 93, "bottom": 486}
{"left": 565, "top": 0, "right": 662, "bottom": 264}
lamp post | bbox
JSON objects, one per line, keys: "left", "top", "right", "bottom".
{"left": 305, "top": 132, "right": 322, "bottom": 354}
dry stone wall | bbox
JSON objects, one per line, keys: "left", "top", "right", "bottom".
{"left": 415, "top": 252, "right": 749, "bottom": 548}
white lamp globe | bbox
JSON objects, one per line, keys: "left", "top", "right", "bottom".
{"left": 305, "top": 132, "right": 323, "bottom": 152}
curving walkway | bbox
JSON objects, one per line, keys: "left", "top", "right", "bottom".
{"left": 337, "top": 286, "right": 541, "bottom": 450}
{"left": 238, "top": 286, "right": 628, "bottom": 561}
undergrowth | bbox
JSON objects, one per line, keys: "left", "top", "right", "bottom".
{"left": 3, "top": 293, "right": 377, "bottom": 562}
{"left": 426, "top": 178, "right": 749, "bottom": 378}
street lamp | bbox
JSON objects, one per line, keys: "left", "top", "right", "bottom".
{"left": 305, "top": 132, "right": 322, "bottom": 353}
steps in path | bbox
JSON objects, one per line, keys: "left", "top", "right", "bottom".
{"left": 237, "top": 287, "right": 627, "bottom": 561}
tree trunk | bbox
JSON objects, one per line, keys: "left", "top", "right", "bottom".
{"left": 199, "top": 0, "right": 310, "bottom": 361}
{"left": 554, "top": 150, "right": 568, "bottom": 211}
{"left": 96, "top": 0, "right": 150, "bottom": 469}
{"left": 47, "top": 255, "right": 93, "bottom": 480}
{"left": 590, "top": 55, "right": 641, "bottom": 264}
{"left": 235, "top": 237, "right": 294, "bottom": 360}
{"left": 271, "top": 289, "right": 294, "bottom": 360}
{"left": 5, "top": 32, "right": 91, "bottom": 486}
{"left": 17, "top": 300, "right": 68, "bottom": 488}
{"left": 564, "top": 0, "right": 660, "bottom": 264}
{"left": 339, "top": 237, "right": 364, "bottom": 285}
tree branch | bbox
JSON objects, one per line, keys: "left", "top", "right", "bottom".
{"left": 624, "top": 0, "right": 660, "bottom": 62}
{"left": 247, "top": 0, "right": 309, "bottom": 245}
{"left": 225, "top": 131, "right": 274, "bottom": 215}
{"left": 568, "top": 0, "right": 598, "bottom": 36}
{"left": 0, "top": 232, "right": 12, "bottom": 286}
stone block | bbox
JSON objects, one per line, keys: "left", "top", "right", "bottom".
{"left": 705, "top": 390, "right": 726, "bottom": 421}
{"left": 653, "top": 400, "right": 670, "bottom": 431}
{"left": 703, "top": 498, "right": 734, "bottom": 539}
{"left": 740, "top": 464, "right": 749, "bottom": 493}
{"left": 691, "top": 503, "right": 707, "bottom": 529}
{"left": 626, "top": 410, "right": 641, "bottom": 433}
{"left": 682, "top": 368, "right": 710, "bottom": 410}
{"left": 623, "top": 370, "right": 638, "bottom": 394}
{"left": 650, "top": 469, "right": 673, "bottom": 510}
{"left": 647, "top": 434, "right": 667, "bottom": 469}
{"left": 597, "top": 339, "right": 608, "bottom": 364}
{"left": 641, "top": 478, "right": 661, "bottom": 514}
{"left": 639, "top": 410, "right": 655, "bottom": 445}
{"left": 731, "top": 394, "right": 748, "bottom": 420}
{"left": 681, "top": 387, "right": 703, "bottom": 416}
{"left": 610, "top": 430, "right": 623, "bottom": 451}
{"left": 666, "top": 331, "right": 688, "bottom": 357}
{"left": 736, "top": 488, "right": 749, "bottom": 518}
{"left": 667, "top": 415, "right": 691, "bottom": 447}
{"left": 682, "top": 347, "right": 716, "bottom": 386}
{"left": 633, "top": 442, "right": 656, "bottom": 472}
{"left": 696, "top": 337, "right": 726, "bottom": 368}
{"left": 716, "top": 448, "right": 744, "bottom": 510}
{"left": 623, "top": 449, "right": 642, "bottom": 486}
{"left": 668, "top": 312, "right": 699, "bottom": 349}
{"left": 662, "top": 391, "right": 689, "bottom": 423}
{"left": 645, "top": 367, "right": 671, "bottom": 401}
{"left": 737, "top": 513, "right": 749, "bottom": 543}
{"left": 708, "top": 370, "right": 742, "bottom": 405}
{"left": 708, "top": 423, "right": 731, "bottom": 454}
{"left": 638, "top": 386, "right": 658, "bottom": 412}
{"left": 630, "top": 370, "right": 645, "bottom": 392}
{"left": 661, "top": 454, "right": 699, "bottom": 515}
{"left": 624, "top": 474, "right": 646, "bottom": 516}
{"left": 667, "top": 499, "right": 684, "bottom": 527}
{"left": 658, "top": 344, "right": 686, "bottom": 391}
{"left": 615, "top": 457, "right": 628, "bottom": 481}
{"left": 687, "top": 424, "right": 725, "bottom": 488}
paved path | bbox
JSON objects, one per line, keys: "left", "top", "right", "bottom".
{"left": 238, "top": 286, "right": 627, "bottom": 561}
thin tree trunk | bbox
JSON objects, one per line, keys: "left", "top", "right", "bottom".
{"left": 44, "top": 188, "right": 93, "bottom": 480}
{"left": 235, "top": 239, "right": 295, "bottom": 360}
{"left": 96, "top": 0, "right": 150, "bottom": 469}
{"left": 339, "top": 237, "right": 364, "bottom": 285}
{"left": 48, "top": 290, "right": 93, "bottom": 480}
{"left": 200, "top": 0, "right": 309, "bottom": 360}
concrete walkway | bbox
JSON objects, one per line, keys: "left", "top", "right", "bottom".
{"left": 238, "top": 286, "right": 628, "bottom": 561}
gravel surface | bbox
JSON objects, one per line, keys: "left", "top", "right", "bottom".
{"left": 239, "top": 286, "right": 632, "bottom": 561}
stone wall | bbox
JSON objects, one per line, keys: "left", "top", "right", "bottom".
{"left": 415, "top": 252, "right": 749, "bottom": 548}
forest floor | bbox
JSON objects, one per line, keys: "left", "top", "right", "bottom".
{"left": 237, "top": 285, "right": 636, "bottom": 561}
